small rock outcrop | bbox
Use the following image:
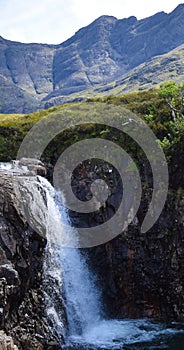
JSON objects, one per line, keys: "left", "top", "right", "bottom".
{"left": 12, "top": 158, "right": 47, "bottom": 176}
{"left": 0, "top": 331, "right": 18, "bottom": 350}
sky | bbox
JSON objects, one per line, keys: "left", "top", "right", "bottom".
{"left": 0, "top": 0, "right": 182, "bottom": 44}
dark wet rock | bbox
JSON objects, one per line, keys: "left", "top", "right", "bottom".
{"left": 70, "top": 161, "right": 184, "bottom": 322}
{"left": 88, "top": 194, "right": 184, "bottom": 322}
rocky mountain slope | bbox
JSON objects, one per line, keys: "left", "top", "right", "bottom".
{"left": 0, "top": 4, "right": 184, "bottom": 113}
{"left": 94, "top": 44, "right": 184, "bottom": 95}
{"left": 46, "top": 43, "right": 184, "bottom": 106}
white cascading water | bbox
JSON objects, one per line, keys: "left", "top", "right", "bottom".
{"left": 39, "top": 177, "right": 102, "bottom": 344}
{"left": 57, "top": 243, "right": 102, "bottom": 337}
{"left": 36, "top": 176, "right": 184, "bottom": 349}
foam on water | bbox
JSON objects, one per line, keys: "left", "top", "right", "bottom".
{"left": 66, "top": 319, "right": 183, "bottom": 349}
{"left": 0, "top": 162, "right": 28, "bottom": 173}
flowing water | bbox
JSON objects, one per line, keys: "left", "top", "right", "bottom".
{"left": 0, "top": 162, "right": 183, "bottom": 348}
{"left": 41, "top": 177, "right": 102, "bottom": 342}
{"left": 0, "top": 164, "right": 183, "bottom": 349}
{"left": 0, "top": 161, "right": 28, "bottom": 173}
{"left": 64, "top": 320, "right": 184, "bottom": 349}
{"left": 40, "top": 176, "right": 184, "bottom": 350}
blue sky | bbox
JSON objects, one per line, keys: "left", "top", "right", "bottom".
{"left": 0, "top": 0, "right": 182, "bottom": 44}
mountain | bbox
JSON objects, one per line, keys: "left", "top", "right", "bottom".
{"left": 42, "top": 43, "right": 184, "bottom": 105}
{"left": 0, "top": 4, "right": 184, "bottom": 113}
{"left": 93, "top": 44, "right": 184, "bottom": 96}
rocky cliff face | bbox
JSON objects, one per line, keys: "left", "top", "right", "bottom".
{"left": 65, "top": 159, "right": 184, "bottom": 322}
{"left": 0, "top": 37, "right": 55, "bottom": 113}
{"left": 0, "top": 163, "right": 61, "bottom": 349}
{"left": 0, "top": 4, "right": 184, "bottom": 113}
{"left": 88, "top": 190, "right": 184, "bottom": 321}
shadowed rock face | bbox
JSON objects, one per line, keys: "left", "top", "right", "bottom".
{"left": 0, "top": 4, "right": 184, "bottom": 112}
{"left": 0, "top": 165, "right": 61, "bottom": 349}
{"left": 68, "top": 161, "right": 184, "bottom": 322}
{"left": 88, "top": 194, "right": 184, "bottom": 322}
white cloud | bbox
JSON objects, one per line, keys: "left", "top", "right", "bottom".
{"left": 0, "top": 0, "right": 182, "bottom": 44}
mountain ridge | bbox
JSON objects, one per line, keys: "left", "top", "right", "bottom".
{"left": 0, "top": 3, "right": 184, "bottom": 113}
{"left": 35, "top": 43, "right": 184, "bottom": 108}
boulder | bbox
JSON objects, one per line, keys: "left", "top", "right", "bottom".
{"left": 0, "top": 167, "right": 60, "bottom": 349}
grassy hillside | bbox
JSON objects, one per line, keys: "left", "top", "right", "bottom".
{"left": 0, "top": 86, "right": 183, "bottom": 190}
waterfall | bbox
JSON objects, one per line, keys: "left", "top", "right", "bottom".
{"left": 39, "top": 177, "right": 102, "bottom": 344}
{"left": 57, "top": 242, "right": 102, "bottom": 337}
{"left": 39, "top": 176, "right": 183, "bottom": 349}
{"left": 0, "top": 162, "right": 183, "bottom": 349}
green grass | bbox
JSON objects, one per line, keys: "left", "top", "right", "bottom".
{"left": 0, "top": 86, "right": 183, "bottom": 193}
